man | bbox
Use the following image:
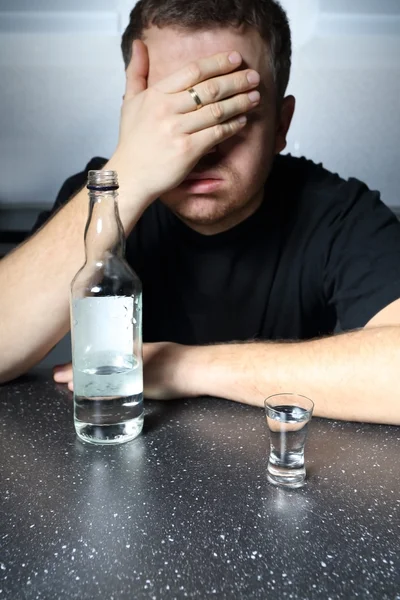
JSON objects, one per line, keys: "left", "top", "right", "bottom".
{"left": 1, "top": 0, "right": 400, "bottom": 424}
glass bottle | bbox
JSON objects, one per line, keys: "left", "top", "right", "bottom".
{"left": 70, "top": 170, "right": 143, "bottom": 445}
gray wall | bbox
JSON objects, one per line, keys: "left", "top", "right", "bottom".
{"left": 0, "top": 0, "right": 399, "bottom": 210}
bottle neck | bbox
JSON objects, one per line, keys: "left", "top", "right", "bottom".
{"left": 84, "top": 190, "right": 125, "bottom": 262}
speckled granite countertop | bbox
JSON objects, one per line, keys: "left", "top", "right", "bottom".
{"left": 0, "top": 372, "right": 399, "bottom": 599}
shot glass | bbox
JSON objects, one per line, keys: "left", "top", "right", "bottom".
{"left": 264, "top": 393, "right": 314, "bottom": 488}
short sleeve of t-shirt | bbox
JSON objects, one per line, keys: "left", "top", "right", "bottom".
{"left": 32, "top": 157, "right": 107, "bottom": 233}
{"left": 322, "top": 178, "right": 400, "bottom": 330}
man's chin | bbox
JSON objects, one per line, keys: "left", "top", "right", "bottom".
{"left": 174, "top": 208, "right": 231, "bottom": 228}
{"left": 162, "top": 195, "right": 231, "bottom": 226}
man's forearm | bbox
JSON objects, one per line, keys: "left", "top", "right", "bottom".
{"left": 178, "top": 326, "right": 400, "bottom": 424}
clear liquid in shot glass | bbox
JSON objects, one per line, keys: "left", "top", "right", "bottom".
{"left": 266, "top": 404, "right": 310, "bottom": 488}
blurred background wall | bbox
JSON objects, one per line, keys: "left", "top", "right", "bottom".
{"left": 0, "top": 0, "right": 399, "bottom": 365}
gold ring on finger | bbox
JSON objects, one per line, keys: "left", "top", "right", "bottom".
{"left": 187, "top": 87, "right": 203, "bottom": 110}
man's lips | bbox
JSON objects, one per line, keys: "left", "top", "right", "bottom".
{"left": 180, "top": 174, "right": 225, "bottom": 194}
{"left": 184, "top": 172, "right": 223, "bottom": 181}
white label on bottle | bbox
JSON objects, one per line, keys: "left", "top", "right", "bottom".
{"left": 72, "top": 296, "right": 135, "bottom": 357}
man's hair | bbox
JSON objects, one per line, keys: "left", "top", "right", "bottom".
{"left": 121, "top": 0, "right": 292, "bottom": 101}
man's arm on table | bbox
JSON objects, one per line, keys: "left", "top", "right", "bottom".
{"left": 141, "top": 299, "right": 400, "bottom": 425}
{"left": 55, "top": 299, "right": 400, "bottom": 425}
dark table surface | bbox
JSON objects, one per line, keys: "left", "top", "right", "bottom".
{"left": 0, "top": 373, "right": 399, "bottom": 600}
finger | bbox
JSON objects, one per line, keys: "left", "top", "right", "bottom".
{"left": 53, "top": 362, "right": 73, "bottom": 383}
{"left": 178, "top": 69, "right": 260, "bottom": 114}
{"left": 125, "top": 39, "right": 149, "bottom": 100}
{"left": 192, "top": 115, "right": 248, "bottom": 153}
{"left": 68, "top": 381, "right": 74, "bottom": 392}
{"left": 156, "top": 51, "right": 243, "bottom": 95}
{"left": 182, "top": 90, "right": 260, "bottom": 134}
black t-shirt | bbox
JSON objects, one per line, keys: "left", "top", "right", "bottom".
{"left": 34, "top": 154, "right": 400, "bottom": 344}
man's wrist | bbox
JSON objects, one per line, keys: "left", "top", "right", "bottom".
{"left": 175, "top": 342, "right": 264, "bottom": 403}
{"left": 174, "top": 344, "right": 213, "bottom": 398}
{"left": 105, "top": 153, "right": 156, "bottom": 226}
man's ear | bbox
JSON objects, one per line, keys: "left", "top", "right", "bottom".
{"left": 274, "top": 95, "right": 296, "bottom": 154}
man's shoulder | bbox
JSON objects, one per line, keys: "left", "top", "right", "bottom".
{"left": 57, "top": 156, "right": 109, "bottom": 194}
{"left": 64, "top": 157, "right": 109, "bottom": 193}
{"left": 274, "top": 154, "right": 362, "bottom": 197}
{"left": 32, "top": 157, "right": 109, "bottom": 233}
{"left": 273, "top": 155, "right": 400, "bottom": 253}
{"left": 273, "top": 154, "right": 386, "bottom": 221}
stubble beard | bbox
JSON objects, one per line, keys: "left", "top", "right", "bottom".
{"left": 161, "top": 168, "right": 263, "bottom": 230}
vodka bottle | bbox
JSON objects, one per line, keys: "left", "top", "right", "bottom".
{"left": 70, "top": 170, "right": 143, "bottom": 444}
